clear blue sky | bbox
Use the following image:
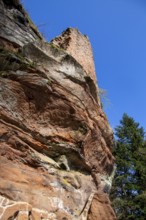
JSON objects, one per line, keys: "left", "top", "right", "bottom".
{"left": 22, "top": 0, "right": 146, "bottom": 131}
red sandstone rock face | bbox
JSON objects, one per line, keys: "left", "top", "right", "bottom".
{"left": 87, "top": 193, "right": 116, "bottom": 220}
{"left": 0, "top": 0, "right": 116, "bottom": 219}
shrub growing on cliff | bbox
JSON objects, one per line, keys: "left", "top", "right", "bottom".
{"left": 110, "top": 113, "right": 146, "bottom": 220}
{"left": 98, "top": 88, "right": 111, "bottom": 109}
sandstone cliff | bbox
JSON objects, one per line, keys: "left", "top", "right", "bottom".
{"left": 0, "top": 0, "right": 116, "bottom": 219}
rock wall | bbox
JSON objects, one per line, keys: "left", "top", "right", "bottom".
{"left": 0, "top": 0, "right": 116, "bottom": 219}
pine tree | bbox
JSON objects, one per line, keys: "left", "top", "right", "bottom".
{"left": 110, "top": 113, "right": 146, "bottom": 220}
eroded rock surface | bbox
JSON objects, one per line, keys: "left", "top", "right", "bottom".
{"left": 0, "top": 0, "right": 116, "bottom": 219}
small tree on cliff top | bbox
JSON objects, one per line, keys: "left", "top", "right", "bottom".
{"left": 110, "top": 113, "right": 146, "bottom": 220}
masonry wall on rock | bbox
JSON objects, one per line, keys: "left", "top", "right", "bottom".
{"left": 51, "top": 28, "right": 97, "bottom": 83}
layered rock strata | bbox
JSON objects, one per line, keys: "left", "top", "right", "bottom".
{"left": 0, "top": 0, "right": 116, "bottom": 219}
